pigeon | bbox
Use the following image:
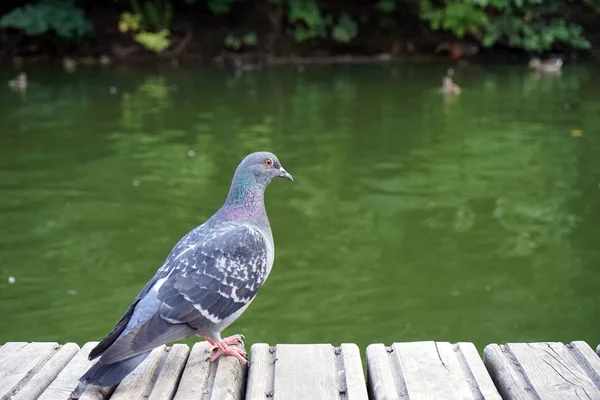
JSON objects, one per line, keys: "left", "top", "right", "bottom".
{"left": 73, "top": 151, "right": 293, "bottom": 395}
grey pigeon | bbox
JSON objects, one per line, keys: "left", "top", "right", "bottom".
{"left": 73, "top": 151, "right": 292, "bottom": 395}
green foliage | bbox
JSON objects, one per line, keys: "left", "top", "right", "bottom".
{"left": 118, "top": 0, "right": 173, "bottom": 52}
{"left": 224, "top": 32, "right": 257, "bottom": 50}
{"left": 376, "top": 0, "right": 398, "bottom": 13}
{"left": 1, "top": 0, "right": 597, "bottom": 53}
{"left": 134, "top": 29, "right": 171, "bottom": 52}
{"left": 206, "top": 0, "right": 235, "bottom": 14}
{"left": 0, "top": 0, "right": 92, "bottom": 40}
{"left": 287, "top": 0, "right": 331, "bottom": 42}
{"left": 130, "top": 0, "right": 173, "bottom": 31}
{"left": 483, "top": 16, "right": 590, "bottom": 51}
{"left": 118, "top": 12, "right": 141, "bottom": 33}
{"left": 419, "top": 0, "right": 592, "bottom": 51}
{"left": 286, "top": 0, "right": 358, "bottom": 43}
{"left": 420, "top": 0, "right": 488, "bottom": 37}
{"left": 331, "top": 13, "right": 357, "bottom": 43}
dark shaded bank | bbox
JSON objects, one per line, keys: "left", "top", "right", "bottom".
{"left": 1, "top": 0, "right": 600, "bottom": 67}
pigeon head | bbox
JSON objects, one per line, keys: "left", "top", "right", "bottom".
{"left": 224, "top": 151, "right": 292, "bottom": 207}
{"left": 234, "top": 151, "right": 293, "bottom": 185}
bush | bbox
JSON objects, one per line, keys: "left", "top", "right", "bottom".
{"left": 420, "top": 0, "right": 592, "bottom": 51}
{"left": 0, "top": 0, "right": 92, "bottom": 41}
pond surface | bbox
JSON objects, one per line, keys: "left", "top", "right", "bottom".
{"left": 1, "top": 62, "right": 599, "bottom": 352}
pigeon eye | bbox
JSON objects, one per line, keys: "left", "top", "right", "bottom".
{"left": 264, "top": 159, "right": 273, "bottom": 167}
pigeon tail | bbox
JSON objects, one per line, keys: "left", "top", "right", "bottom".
{"left": 71, "top": 352, "right": 149, "bottom": 398}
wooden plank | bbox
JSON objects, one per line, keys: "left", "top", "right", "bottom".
{"left": 568, "top": 341, "right": 600, "bottom": 389}
{"left": 338, "top": 343, "right": 369, "bottom": 400}
{"left": 110, "top": 345, "right": 168, "bottom": 400}
{"left": 11, "top": 342, "right": 79, "bottom": 400}
{"left": 0, "top": 343, "right": 27, "bottom": 364}
{"left": 147, "top": 344, "right": 190, "bottom": 400}
{"left": 210, "top": 344, "right": 247, "bottom": 400}
{"left": 483, "top": 344, "right": 532, "bottom": 400}
{"left": 246, "top": 343, "right": 367, "bottom": 400}
{"left": 273, "top": 344, "right": 338, "bottom": 400}
{"left": 172, "top": 342, "right": 213, "bottom": 400}
{"left": 173, "top": 340, "right": 247, "bottom": 400}
{"left": 246, "top": 343, "right": 274, "bottom": 399}
{"left": 366, "top": 344, "right": 401, "bottom": 400}
{"left": 398, "top": 341, "right": 474, "bottom": 398}
{"left": 367, "top": 341, "right": 501, "bottom": 400}
{"left": 484, "top": 342, "right": 600, "bottom": 399}
{"left": 39, "top": 342, "right": 99, "bottom": 400}
{"left": 0, "top": 342, "right": 59, "bottom": 399}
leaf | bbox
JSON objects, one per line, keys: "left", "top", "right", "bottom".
{"left": 134, "top": 29, "right": 170, "bottom": 52}
{"left": 332, "top": 13, "right": 357, "bottom": 43}
{"left": 243, "top": 32, "right": 257, "bottom": 45}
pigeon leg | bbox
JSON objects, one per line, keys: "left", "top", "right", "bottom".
{"left": 201, "top": 335, "right": 217, "bottom": 346}
{"left": 209, "top": 340, "right": 248, "bottom": 364}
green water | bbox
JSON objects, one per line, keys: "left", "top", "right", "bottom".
{"left": 1, "top": 63, "right": 599, "bottom": 353}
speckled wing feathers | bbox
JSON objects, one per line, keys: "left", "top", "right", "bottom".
{"left": 158, "top": 224, "right": 268, "bottom": 324}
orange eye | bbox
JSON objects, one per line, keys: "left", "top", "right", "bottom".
{"left": 264, "top": 159, "right": 273, "bottom": 167}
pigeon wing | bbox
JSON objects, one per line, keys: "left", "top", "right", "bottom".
{"left": 100, "top": 224, "right": 269, "bottom": 364}
{"left": 89, "top": 274, "right": 166, "bottom": 360}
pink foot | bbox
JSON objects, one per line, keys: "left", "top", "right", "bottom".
{"left": 221, "top": 334, "right": 245, "bottom": 347}
{"left": 210, "top": 344, "right": 248, "bottom": 364}
{"left": 205, "top": 334, "right": 245, "bottom": 353}
{"left": 204, "top": 334, "right": 247, "bottom": 364}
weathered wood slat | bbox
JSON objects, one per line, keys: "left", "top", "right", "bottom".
{"left": 484, "top": 341, "right": 600, "bottom": 399}
{"left": 367, "top": 341, "right": 502, "bottom": 400}
{"left": 339, "top": 343, "right": 369, "bottom": 400}
{"left": 245, "top": 344, "right": 273, "bottom": 399}
{"left": 39, "top": 342, "right": 100, "bottom": 400}
{"left": 273, "top": 344, "right": 337, "bottom": 400}
{"left": 210, "top": 347, "right": 247, "bottom": 400}
{"left": 568, "top": 341, "right": 600, "bottom": 389}
{"left": 247, "top": 343, "right": 368, "bottom": 400}
{"left": 173, "top": 341, "right": 247, "bottom": 400}
{"left": 0, "top": 343, "right": 27, "bottom": 364}
{"left": 172, "top": 342, "right": 212, "bottom": 400}
{"left": 147, "top": 344, "right": 190, "bottom": 400}
{"left": 110, "top": 345, "right": 168, "bottom": 400}
{"left": 0, "top": 342, "right": 60, "bottom": 400}
{"left": 365, "top": 342, "right": 399, "bottom": 400}
{"left": 11, "top": 342, "right": 79, "bottom": 400}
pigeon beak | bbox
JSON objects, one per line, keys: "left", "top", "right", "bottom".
{"left": 279, "top": 167, "right": 293, "bottom": 181}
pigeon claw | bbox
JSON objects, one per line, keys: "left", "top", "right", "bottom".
{"left": 207, "top": 334, "right": 245, "bottom": 352}
{"left": 209, "top": 343, "right": 248, "bottom": 365}
{"left": 204, "top": 335, "right": 247, "bottom": 365}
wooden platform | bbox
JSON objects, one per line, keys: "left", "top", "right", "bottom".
{"left": 1, "top": 340, "right": 599, "bottom": 399}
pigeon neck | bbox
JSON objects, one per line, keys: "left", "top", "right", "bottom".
{"left": 222, "top": 172, "right": 267, "bottom": 220}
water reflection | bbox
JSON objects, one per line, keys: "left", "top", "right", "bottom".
{"left": 0, "top": 64, "right": 598, "bottom": 350}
